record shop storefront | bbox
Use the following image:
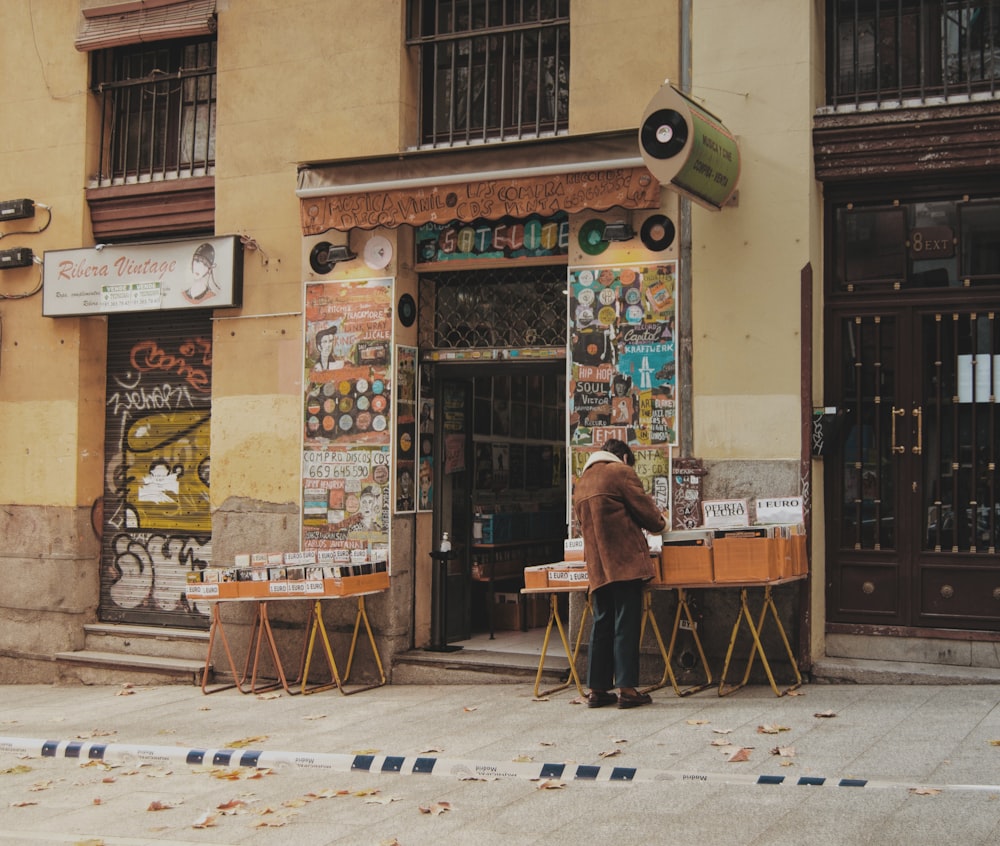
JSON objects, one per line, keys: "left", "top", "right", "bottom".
{"left": 296, "top": 131, "right": 679, "bottom": 647}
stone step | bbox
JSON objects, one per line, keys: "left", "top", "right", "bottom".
{"left": 83, "top": 623, "right": 209, "bottom": 663}
{"left": 54, "top": 650, "right": 210, "bottom": 687}
{"left": 391, "top": 647, "right": 574, "bottom": 687}
{"left": 812, "top": 656, "right": 1000, "bottom": 685}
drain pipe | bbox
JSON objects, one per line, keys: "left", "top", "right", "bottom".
{"left": 678, "top": 0, "right": 694, "bottom": 460}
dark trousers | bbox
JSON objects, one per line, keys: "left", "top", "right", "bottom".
{"left": 587, "top": 579, "right": 644, "bottom": 691}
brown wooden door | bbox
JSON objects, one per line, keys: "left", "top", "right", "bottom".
{"left": 827, "top": 307, "right": 1000, "bottom": 630}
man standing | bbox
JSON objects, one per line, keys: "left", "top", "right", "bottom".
{"left": 573, "top": 439, "right": 666, "bottom": 709}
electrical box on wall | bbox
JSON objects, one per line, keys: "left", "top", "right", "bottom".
{"left": 0, "top": 199, "right": 35, "bottom": 221}
{"left": 0, "top": 247, "right": 34, "bottom": 269}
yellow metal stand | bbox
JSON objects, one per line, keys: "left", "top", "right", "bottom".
{"left": 640, "top": 587, "right": 712, "bottom": 696}
{"left": 525, "top": 589, "right": 591, "bottom": 698}
{"left": 300, "top": 593, "right": 387, "bottom": 696}
{"left": 718, "top": 582, "right": 803, "bottom": 697}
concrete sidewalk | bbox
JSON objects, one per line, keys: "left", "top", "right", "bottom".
{"left": 1, "top": 680, "right": 1000, "bottom": 845}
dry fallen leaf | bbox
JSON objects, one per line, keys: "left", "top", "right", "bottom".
{"left": 569, "top": 697, "right": 586, "bottom": 705}
{"left": 712, "top": 728, "right": 733, "bottom": 735}
{"left": 302, "top": 713, "right": 327, "bottom": 721}
{"left": 727, "top": 747, "right": 752, "bottom": 763}
{"left": 710, "top": 739, "right": 732, "bottom": 747}
{"left": 757, "top": 724, "right": 791, "bottom": 734}
{"left": 1, "top": 765, "right": 32, "bottom": 775}
{"left": 532, "top": 696, "right": 550, "bottom": 702}
{"left": 420, "top": 746, "right": 443, "bottom": 754}
{"left": 910, "top": 787, "right": 942, "bottom": 796}
{"left": 365, "top": 795, "right": 400, "bottom": 805}
{"left": 10, "top": 800, "right": 38, "bottom": 807}
{"left": 598, "top": 748, "right": 621, "bottom": 758}
{"left": 814, "top": 710, "right": 837, "bottom": 719}
{"left": 463, "top": 706, "right": 478, "bottom": 712}
{"left": 989, "top": 740, "right": 1000, "bottom": 746}
{"left": 380, "top": 839, "right": 401, "bottom": 846}
{"left": 771, "top": 746, "right": 796, "bottom": 757}
{"left": 217, "top": 799, "right": 246, "bottom": 814}
{"left": 29, "top": 780, "right": 56, "bottom": 792}
{"left": 686, "top": 719, "right": 710, "bottom": 726}
{"left": 419, "top": 801, "right": 452, "bottom": 815}
{"left": 786, "top": 689, "right": 805, "bottom": 696}
{"left": 306, "top": 789, "right": 344, "bottom": 799}
{"left": 116, "top": 688, "right": 135, "bottom": 697}
{"left": 192, "top": 810, "right": 217, "bottom": 828}
{"left": 512, "top": 754, "right": 534, "bottom": 763}
{"left": 535, "top": 779, "right": 566, "bottom": 789}
{"left": 256, "top": 692, "right": 282, "bottom": 700}
{"left": 227, "top": 735, "right": 269, "bottom": 748}
{"left": 147, "top": 800, "right": 175, "bottom": 811}
{"left": 539, "top": 740, "right": 555, "bottom": 747}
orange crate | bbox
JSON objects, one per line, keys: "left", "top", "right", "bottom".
{"left": 186, "top": 582, "right": 240, "bottom": 600}
{"left": 324, "top": 571, "right": 390, "bottom": 596}
{"left": 547, "top": 564, "right": 589, "bottom": 588}
{"left": 787, "top": 533, "right": 808, "bottom": 576}
{"left": 523, "top": 565, "right": 549, "bottom": 590}
{"left": 658, "top": 544, "right": 714, "bottom": 585}
{"left": 712, "top": 537, "right": 781, "bottom": 582}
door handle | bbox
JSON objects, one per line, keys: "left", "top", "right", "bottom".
{"left": 891, "top": 407, "right": 906, "bottom": 454}
{"left": 911, "top": 407, "right": 922, "bottom": 455}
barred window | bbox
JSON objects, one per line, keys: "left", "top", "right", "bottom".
{"left": 407, "top": 0, "right": 570, "bottom": 146}
{"left": 829, "top": 1, "right": 1000, "bottom": 107}
{"left": 91, "top": 38, "right": 216, "bottom": 186}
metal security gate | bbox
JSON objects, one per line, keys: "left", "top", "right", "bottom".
{"left": 99, "top": 313, "right": 214, "bottom": 628}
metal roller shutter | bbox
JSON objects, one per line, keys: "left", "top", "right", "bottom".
{"left": 99, "top": 312, "right": 213, "bottom": 628}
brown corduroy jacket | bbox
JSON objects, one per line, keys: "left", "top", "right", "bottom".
{"left": 572, "top": 451, "right": 666, "bottom": 592}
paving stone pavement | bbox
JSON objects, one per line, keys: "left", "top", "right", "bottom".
{"left": 2, "top": 681, "right": 1000, "bottom": 845}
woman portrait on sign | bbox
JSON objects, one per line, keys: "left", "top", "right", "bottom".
{"left": 182, "top": 242, "right": 220, "bottom": 304}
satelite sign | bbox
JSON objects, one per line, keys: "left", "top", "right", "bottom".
{"left": 43, "top": 235, "right": 243, "bottom": 317}
{"left": 638, "top": 83, "right": 740, "bottom": 211}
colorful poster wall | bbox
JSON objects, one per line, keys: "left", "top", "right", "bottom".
{"left": 302, "top": 278, "right": 393, "bottom": 562}
{"left": 567, "top": 263, "right": 677, "bottom": 531}
{"left": 394, "top": 345, "right": 417, "bottom": 513}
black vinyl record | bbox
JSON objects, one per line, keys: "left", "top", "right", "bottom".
{"left": 397, "top": 293, "right": 416, "bottom": 327}
{"left": 309, "top": 241, "right": 334, "bottom": 274}
{"left": 640, "top": 109, "right": 689, "bottom": 160}
{"left": 640, "top": 214, "right": 676, "bottom": 251}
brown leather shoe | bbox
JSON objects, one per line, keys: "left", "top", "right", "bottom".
{"left": 586, "top": 690, "right": 618, "bottom": 708}
{"left": 617, "top": 690, "right": 652, "bottom": 709}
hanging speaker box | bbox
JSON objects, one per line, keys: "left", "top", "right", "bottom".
{"left": 638, "top": 83, "right": 741, "bottom": 211}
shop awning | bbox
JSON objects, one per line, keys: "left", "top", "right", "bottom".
{"left": 75, "top": 0, "right": 217, "bottom": 51}
{"left": 296, "top": 131, "right": 661, "bottom": 234}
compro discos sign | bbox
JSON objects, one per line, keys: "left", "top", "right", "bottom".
{"left": 638, "top": 83, "right": 741, "bottom": 211}
{"left": 42, "top": 236, "right": 243, "bottom": 316}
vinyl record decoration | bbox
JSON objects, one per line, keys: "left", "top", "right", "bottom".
{"left": 308, "top": 377, "right": 389, "bottom": 440}
{"left": 640, "top": 214, "right": 676, "bottom": 252}
{"left": 640, "top": 109, "right": 689, "bottom": 160}
{"left": 578, "top": 218, "right": 609, "bottom": 256}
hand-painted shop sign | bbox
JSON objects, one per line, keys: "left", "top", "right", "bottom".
{"left": 300, "top": 168, "right": 660, "bottom": 234}
{"left": 415, "top": 212, "right": 569, "bottom": 263}
{"left": 42, "top": 236, "right": 243, "bottom": 316}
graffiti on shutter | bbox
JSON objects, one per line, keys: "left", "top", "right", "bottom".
{"left": 100, "top": 313, "right": 213, "bottom": 627}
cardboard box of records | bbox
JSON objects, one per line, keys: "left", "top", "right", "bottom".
{"left": 657, "top": 530, "right": 714, "bottom": 585}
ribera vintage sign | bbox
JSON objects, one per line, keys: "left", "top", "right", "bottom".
{"left": 43, "top": 236, "right": 243, "bottom": 317}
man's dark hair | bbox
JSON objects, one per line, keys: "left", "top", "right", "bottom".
{"left": 603, "top": 438, "right": 635, "bottom": 466}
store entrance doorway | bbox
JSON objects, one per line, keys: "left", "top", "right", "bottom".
{"left": 433, "top": 362, "right": 569, "bottom": 645}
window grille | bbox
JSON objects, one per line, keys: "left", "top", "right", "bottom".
{"left": 829, "top": 0, "right": 1000, "bottom": 107}
{"left": 419, "top": 266, "right": 567, "bottom": 350}
{"left": 407, "top": 0, "right": 570, "bottom": 146}
{"left": 91, "top": 38, "right": 216, "bottom": 186}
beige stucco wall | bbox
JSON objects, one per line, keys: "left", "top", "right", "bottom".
{"left": 690, "top": 1, "right": 823, "bottom": 462}
{"left": 0, "top": 1, "right": 97, "bottom": 508}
